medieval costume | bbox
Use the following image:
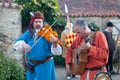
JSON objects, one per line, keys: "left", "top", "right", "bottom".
{"left": 61, "top": 22, "right": 73, "bottom": 58}
{"left": 13, "top": 11, "right": 62, "bottom": 80}
{"left": 66, "top": 31, "right": 109, "bottom": 80}
{"left": 60, "top": 22, "right": 74, "bottom": 79}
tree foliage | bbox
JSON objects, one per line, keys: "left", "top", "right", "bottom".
{"left": 15, "top": 0, "right": 65, "bottom": 28}
{"left": 88, "top": 23, "right": 100, "bottom": 31}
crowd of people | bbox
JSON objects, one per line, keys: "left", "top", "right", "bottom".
{"left": 13, "top": 11, "right": 118, "bottom": 80}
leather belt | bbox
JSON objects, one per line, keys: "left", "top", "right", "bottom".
{"left": 24, "top": 63, "right": 34, "bottom": 72}
{"left": 30, "top": 56, "right": 53, "bottom": 65}
{"left": 85, "top": 66, "right": 103, "bottom": 71}
{"left": 24, "top": 56, "right": 53, "bottom": 72}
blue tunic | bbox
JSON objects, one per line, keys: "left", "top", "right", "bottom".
{"left": 16, "top": 30, "right": 56, "bottom": 80}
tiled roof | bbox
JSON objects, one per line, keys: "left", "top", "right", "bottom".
{"left": 58, "top": 0, "right": 120, "bottom": 17}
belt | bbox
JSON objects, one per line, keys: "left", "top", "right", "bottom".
{"left": 24, "top": 56, "right": 53, "bottom": 72}
{"left": 24, "top": 63, "right": 34, "bottom": 72}
{"left": 30, "top": 56, "right": 53, "bottom": 65}
{"left": 85, "top": 66, "right": 104, "bottom": 71}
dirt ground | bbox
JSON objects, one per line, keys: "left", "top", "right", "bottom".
{"left": 55, "top": 66, "right": 120, "bottom": 80}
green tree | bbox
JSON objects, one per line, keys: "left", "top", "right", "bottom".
{"left": 15, "top": 0, "right": 61, "bottom": 29}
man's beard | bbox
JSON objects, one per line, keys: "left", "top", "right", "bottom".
{"left": 35, "top": 25, "right": 41, "bottom": 33}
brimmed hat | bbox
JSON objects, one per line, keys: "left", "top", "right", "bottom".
{"left": 107, "top": 22, "right": 114, "bottom": 27}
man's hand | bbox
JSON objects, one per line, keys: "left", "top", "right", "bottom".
{"left": 81, "top": 42, "right": 91, "bottom": 50}
{"left": 22, "top": 42, "right": 31, "bottom": 53}
{"left": 50, "top": 34, "right": 58, "bottom": 48}
{"left": 87, "top": 32, "right": 96, "bottom": 44}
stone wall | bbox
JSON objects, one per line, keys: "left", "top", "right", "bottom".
{"left": 0, "top": 2, "right": 22, "bottom": 55}
{"left": 86, "top": 17, "right": 120, "bottom": 31}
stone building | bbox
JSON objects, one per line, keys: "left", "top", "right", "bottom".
{"left": 58, "top": 0, "right": 120, "bottom": 32}
{"left": 0, "top": 2, "right": 22, "bottom": 55}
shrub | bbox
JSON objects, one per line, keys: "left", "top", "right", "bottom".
{"left": 54, "top": 55, "right": 65, "bottom": 66}
{"left": 88, "top": 23, "right": 100, "bottom": 31}
{"left": 0, "top": 51, "right": 25, "bottom": 80}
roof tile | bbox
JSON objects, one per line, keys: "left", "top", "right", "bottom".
{"left": 58, "top": 0, "right": 120, "bottom": 17}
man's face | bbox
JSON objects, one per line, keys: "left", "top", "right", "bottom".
{"left": 33, "top": 19, "right": 43, "bottom": 30}
{"left": 73, "top": 26, "right": 86, "bottom": 38}
{"left": 108, "top": 27, "right": 113, "bottom": 32}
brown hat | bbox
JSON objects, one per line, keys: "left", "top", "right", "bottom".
{"left": 28, "top": 11, "right": 44, "bottom": 37}
{"left": 28, "top": 11, "right": 44, "bottom": 28}
{"left": 32, "top": 11, "right": 44, "bottom": 20}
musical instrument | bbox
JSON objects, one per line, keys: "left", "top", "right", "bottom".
{"left": 37, "top": 24, "right": 63, "bottom": 46}
{"left": 94, "top": 72, "right": 112, "bottom": 80}
{"left": 71, "top": 32, "right": 96, "bottom": 75}
{"left": 21, "top": 21, "right": 62, "bottom": 71}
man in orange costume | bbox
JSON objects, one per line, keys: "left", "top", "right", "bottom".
{"left": 66, "top": 18, "right": 109, "bottom": 80}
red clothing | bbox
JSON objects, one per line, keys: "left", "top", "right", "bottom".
{"left": 66, "top": 31, "right": 109, "bottom": 80}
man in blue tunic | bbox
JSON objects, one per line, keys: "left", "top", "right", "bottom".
{"left": 13, "top": 11, "right": 62, "bottom": 80}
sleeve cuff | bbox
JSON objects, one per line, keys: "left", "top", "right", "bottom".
{"left": 13, "top": 40, "right": 25, "bottom": 53}
{"left": 51, "top": 44, "right": 62, "bottom": 55}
